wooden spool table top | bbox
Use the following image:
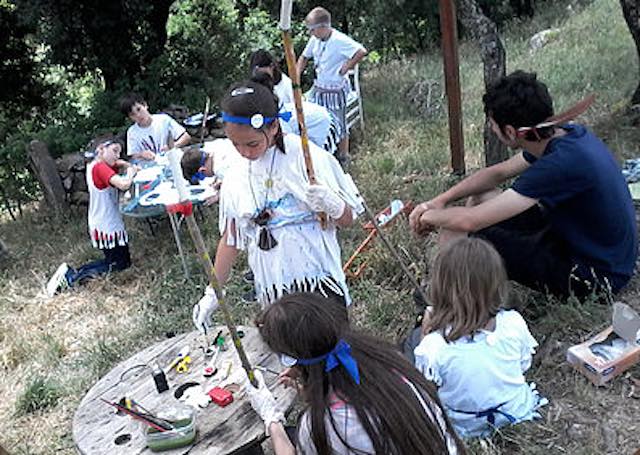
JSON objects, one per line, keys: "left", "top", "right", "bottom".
{"left": 73, "top": 326, "right": 296, "bottom": 454}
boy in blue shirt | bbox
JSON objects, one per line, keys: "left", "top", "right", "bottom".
{"left": 409, "top": 71, "right": 637, "bottom": 300}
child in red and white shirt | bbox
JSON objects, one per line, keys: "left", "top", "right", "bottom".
{"left": 46, "top": 139, "right": 138, "bottom": 296}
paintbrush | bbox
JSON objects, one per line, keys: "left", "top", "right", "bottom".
{"left": 255, "top": 365, "right": 281, "bottom": 376}
{"left": 100, "top": 398, "right": 173, "bottom": 432}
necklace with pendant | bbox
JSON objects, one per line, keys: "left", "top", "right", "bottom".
{"left": 249, "top": 147, "right": 278, "bottom": 251}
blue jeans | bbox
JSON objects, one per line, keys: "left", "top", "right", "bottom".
{"left": 67, "top": 245, "right": 131, "bottom": 286}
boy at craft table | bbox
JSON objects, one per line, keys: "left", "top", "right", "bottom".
{"left": 180, "top": 139, "right": 244, "bottom": 206}
{"left": 120, "top": 92, "right": 192, "bottom": 162}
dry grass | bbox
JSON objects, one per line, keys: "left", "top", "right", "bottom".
{"left": 1, "top": 0, "right": 640, "bottom": 453}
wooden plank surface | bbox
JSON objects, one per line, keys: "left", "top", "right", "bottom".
{"left": 73, "top": 327, "right": 296, "bottom": 454}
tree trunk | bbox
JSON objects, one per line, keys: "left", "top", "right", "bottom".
{"left": 27, "top": 140, "right": 68, "bottom": 214}
{"left": 620, "top": 0, "right": 640, "bottom": 105}
{"left": 456, "top": 0, "right": 508, "bottom": 166}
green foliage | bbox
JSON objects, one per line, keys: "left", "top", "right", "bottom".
{"left": 160, "top": 0, "right": 308, "bottom": 108}
{"left": 14, "top": 376, "right": 62, "bottom": 415}
{"left": 22, "top": 0, "right": 174, "bottom": 90}
{"left": 0, "top": 2, "right": 45, "bottom": 112}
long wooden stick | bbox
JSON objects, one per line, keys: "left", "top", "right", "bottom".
{"left": 199, "top": 97, "right": 211, "bottom": 145}
{"left": 278, "top": 0, "right": 427, "bottom": 303}
{"left": 166, "top": 149, "right": 257, "bottom": 388}
{"left": 545, "top": 94, "right": 595, "bottom": 124}
{"left": 279, "top": 0, "right": 327, "bottom": 228}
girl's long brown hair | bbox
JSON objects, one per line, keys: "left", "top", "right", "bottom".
{"left": 427, "top": 237, "right": 508, "bottom": 342}
{"left": 257, "top": 293, "right": 466, "bottom": 455}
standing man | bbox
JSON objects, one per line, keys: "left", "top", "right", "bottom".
{"left": 297, "top": 6, "right": 367, "bottom": 164}
{"left": 410, "top": 71, "right": 637, "bottom": 300}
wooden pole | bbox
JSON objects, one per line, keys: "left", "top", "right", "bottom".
{"left": 166, "top": 149, "right": 257, "bottom": 388}
{"left": 439, "top": 0, "right": 465, "bottom": 174}
{"left": 279, "top": 0, "right": 327, "bottom": 228}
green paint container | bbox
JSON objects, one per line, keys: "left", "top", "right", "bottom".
{"left": 145, "top": 409, "right": 197, "bottom": 452}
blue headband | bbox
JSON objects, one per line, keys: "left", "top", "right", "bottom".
{"left": 190, "top": 151, "right": 208, "bottom": 184}
{"left": 295, "top": 339, "right": 360, "bottom": 384}
{"left": 221, "top": 111, "right": 292, "bottom": 129}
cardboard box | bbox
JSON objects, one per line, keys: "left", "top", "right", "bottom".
{"left": 566, "top": 302, "right": 640, "bottom": 386}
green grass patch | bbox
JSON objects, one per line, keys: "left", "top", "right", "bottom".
{"left": 15, "top": 376, "right": 62, "bottom": 416}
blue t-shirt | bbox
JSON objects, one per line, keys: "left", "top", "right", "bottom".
{"left": 512, "top": 124, "right": 637, "bottom": 291}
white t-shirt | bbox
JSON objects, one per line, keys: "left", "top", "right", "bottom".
{"left": 274, "top": 73, "right": 294, "bottom": 106}
{"left": 218, "top": 134, "right": 363, "bottom": 305}
{"left": 414, "top": 309, "right": 547, "bottom": 438}
{"left": 302, "top": 29, "right": 365, "bottom": 89}
{"left": 202, "top": 138, "right": 245, "bottom": 180}
{"left": 126, "top": 113, "right": 187, "bottom": 156}
{"left": 86, "top": 161, "right": 127, "bottom": 249}
{"left": 279, "top": 101, "right": 332, "bottom": 149}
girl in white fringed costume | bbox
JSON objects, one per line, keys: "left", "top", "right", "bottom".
{"left": 191, "top": 77, "right": 363, "bottom": 333}
{"left": 46, "top": 139, "right": 137, "bottom": 296}
{"left": 414, "top": 237, "right": 547, "bottom": 439}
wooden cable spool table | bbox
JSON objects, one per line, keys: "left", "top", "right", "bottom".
{"left": 73, "top": 326, "right": 296, "bottom": 454}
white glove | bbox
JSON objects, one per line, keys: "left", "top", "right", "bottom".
{"left": 192, "top": 286, "right": 219, "bottom": 334}
{"left": 305, "top": 183, "right": 346, "bottom": 220}
{"left": 246, "top": 370, "right": 285, "bottom": 435}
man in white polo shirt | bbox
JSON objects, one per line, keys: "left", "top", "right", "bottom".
{"left": 296, "top": 7, "right": 367, "bottom": 163}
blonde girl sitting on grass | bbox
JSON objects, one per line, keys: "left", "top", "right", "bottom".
{"left": 414, "top": 237, "right": 547, "bottom": 438}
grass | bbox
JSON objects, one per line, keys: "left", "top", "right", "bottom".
{"left": 14, "top": 377, "right": 62, "bottom": 416}
{"left": 1, "top": 0, "right": 640, "bottom": 453}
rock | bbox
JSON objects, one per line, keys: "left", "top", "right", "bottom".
{"left": 56, "top": 152, "right": 85, "bottom": 174}
{"left": 404, "top": 80, "right": 442, "bottom": 117}
{"left": 601, "top": 425, "right": 617, "bottom": 453}
{"left": 529, "top": 28, "right": 562, "bottom": 52}
{"left": 0, "top": 238, "right": 9, "bottom": 263}
{"left": 70, "top": 191, "right": 90, "bottom": 206}
{"left": 567, "top": 423, "right": 586, "bottom": 440}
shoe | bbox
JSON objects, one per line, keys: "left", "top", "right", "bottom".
{"left": 241, "top": 289, "right": 257, "bottom": 304}
{"left": 46, "top": 263, "right": 70, "bottom": 297}
{"left": 243, "top": 270, "right": 255, "bottom": 284}
{"left": 400, "top": 326, "right": 423, "bottom": 364}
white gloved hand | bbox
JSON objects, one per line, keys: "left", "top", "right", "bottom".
{"left": 305, "top": 183, "right": 346, "bottom": 219}
{"left": 192, "top": 286, "right": 219, "bottom": 334}
{"left": 246, "top": 370, "right": 285, "bottom": 435}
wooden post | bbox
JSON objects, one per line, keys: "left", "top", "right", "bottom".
{"left": 439, "top": 0, "right": 465, "bottom": 174}
{"left": 27, "top": 140, "right": 68, "bottom": 213}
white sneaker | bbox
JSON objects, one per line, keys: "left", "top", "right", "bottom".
{"left": 46, "top": 263, "right": 69, "bottom": 297}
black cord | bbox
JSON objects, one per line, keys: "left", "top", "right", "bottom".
{"left": 118, "top": 363, "right": 152, "bottom": 384}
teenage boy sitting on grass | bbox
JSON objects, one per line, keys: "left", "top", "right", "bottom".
{"left": 119, "top": 93, "right": 191, "bottom": 161}
{"left": 409, "top": 71, "right": 637, "bottom": 301}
